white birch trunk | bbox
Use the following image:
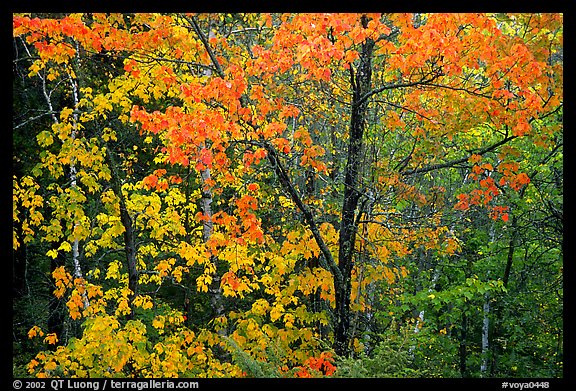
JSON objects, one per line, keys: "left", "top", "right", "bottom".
{"left": 409, "top": 267, "right": 440, "bottom": 356}
{"left": 480, "top": 220, "right": 498, "bottom": 376}
{"left": 480, "top": 294, "right": 490, "bottom": 376}
{"left": 200, "top": 28, "right": 225, "bottom": 322}
{"left": 67, "top": 70, "right": 90, "bottom": 309}
{"left": 32, "top": 38, "right": 90, "bottom": 309}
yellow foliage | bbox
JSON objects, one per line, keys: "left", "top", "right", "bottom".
{"left": 105, "top": 260, "right": 122, "bottom": 280}
{"left": 152, "top": 315, "right": 165, "bottom": 331}
{"left": 59, "top": 107, "right": 74, "bottom": 121}
{"left": 270, "top": 303, "right": 284, "bottom": 322}
{"left": 156, "top": 258, "right": 175, "bottom": 277}
{"left": 251, "top": 298, "right": 270, "bottom": 316}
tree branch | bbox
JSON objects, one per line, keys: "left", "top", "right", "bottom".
{"left": 257, "top": 140, "right": 343, "bottom": 285}
{"left": 357, "top": 72, "right": 442, "bottom": 107}
{"left": 400, "top": 135, "right": 517, "bottom": 177}
{"left": 185, "top": 15, "right": 225, "bottom": 79}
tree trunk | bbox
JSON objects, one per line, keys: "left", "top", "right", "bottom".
{"left": 13, "top": 218, "right": 28, "bottom": 298}
{"left": 105, "top": 148, "right": 138, "bottom": 319}
{"left": 119, "top": 194, "right": 138, "bottom": 319}
{"left": 333, "top": 15, "right": 374, "bottom": 357}
{"left": 38, "top": 62, "right": 90, "bottom": 310}
{"left": 67, "top": 72, "right": 89, "bottom": 309}
{"left": 198, "top": 26, "right": 226, "bottom": 322}
{"left": 480, "top": 295, "right": 490, "bottom": 376}
{"left": 459, "top": 313, "right": 468, "bottom": 377}
{"left": 200, "top": 164, "right": 225, "bottom": 321}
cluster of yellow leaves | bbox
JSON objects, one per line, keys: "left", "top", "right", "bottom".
{"left": 13, "top": 176, "right": 44, "bottom": 249}
{"left": 226, "top": 303, "right": 329, "bottom": 372}
{"left": 27, "top": 313, "right": 244, "bottom": 378}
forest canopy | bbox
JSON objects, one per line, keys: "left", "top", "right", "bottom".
{"left": 13, "top": 13, "right": 562, "bottom": 378}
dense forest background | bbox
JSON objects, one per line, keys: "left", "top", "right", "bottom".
{"left": 13, "top": 13, "right": 562, "bottom": 378}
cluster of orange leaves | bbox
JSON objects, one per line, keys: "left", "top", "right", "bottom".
{"left": 294, "top": 352, "right": 337, "bottom": 378}
{"left": 454, "top": 153, "right": 533, "bottom": 221}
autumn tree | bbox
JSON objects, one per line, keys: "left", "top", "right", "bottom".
{"left": 13, "top": 12, "right": 562, "bottom": 377}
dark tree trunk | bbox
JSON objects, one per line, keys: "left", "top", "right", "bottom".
{"left": 13, "top": 220, "right": 28, "bottom": 298}
{"left": 237, "top": 14, "right": 374, "bottom": 358}
{"left": 333, "top": 15, "right": 374, "bottom": 357}
{"left": 105, "top": 148, "right": 138, "bottom": 319}
{"left": 120, "top": 195, "right": 138, "bottom": 319}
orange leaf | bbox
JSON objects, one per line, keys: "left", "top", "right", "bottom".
{"left": 468, "top": 154, "right": 482, "bottom": 164}
{"left": 198, "top": 148, "right": 213, "bottom": 168}
{"left": 143, "top": 174, "right": 158, "bottom": 189}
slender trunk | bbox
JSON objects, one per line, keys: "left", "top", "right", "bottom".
{"left": 104, "top": 148, "right": 138, "bottom": 318}
{"left": 459, "top": 313, "right": 468, "bottom": 377}
{"left": 262, "top": 140, "right": 343, "bottom": 337}
{"left": 34, "top": 48, "right": 90, "bottom": 310}
{"left": 67, "top": 72, "right": 88, "bottom": 309}
{"left": 119, "top": 195, "right": 138, "bottom": 318}
{"left": 502, "top": 215, "right": 518, "bottom": 289}
{"left": 200, "top": 164, "right": 225, "bottom": 321}
{"left": 13, "top": 218, "right": 28, "bottom": 298}
{"left": 198, "top": 27, "right": 226, "bottom": 322}
{"left": 480, "top": 295, "right": 490, "bottom": 376}
{"left": 181, "top": 17, "right": 226, "bottom": 323}
{"left": 184, "top": 166, "right": 192, "bottom": 242}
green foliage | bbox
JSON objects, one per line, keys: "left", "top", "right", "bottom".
{"left": 336, "top": 340, "right": 421, "bottom": 378}
{"left": 224, "top": 336, "right": 284, "bottom": 378}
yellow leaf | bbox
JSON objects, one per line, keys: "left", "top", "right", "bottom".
{"left": 106, "top": 261, "right": 121, "bottom": 280}
{"left": 57, "top": 241, "right": 72, "bottom": 252}
{"left": 60, "top": 107, "right": 74, "bottom": 121}
{"left": 251, "top": 299, "right": 269, "bottom": 316}
{"left": 152, "top": 315, "right": 165, "bottom": 330}
{"left": 36, "top": 131, "right": 54, "bottom": 147}
{"left": 270, "top": 304, "right": 284, "bottom": 322}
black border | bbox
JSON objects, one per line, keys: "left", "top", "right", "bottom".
{"left": 7, "top": 2, "right": 572, "bottom": 389}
